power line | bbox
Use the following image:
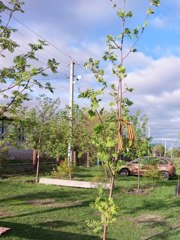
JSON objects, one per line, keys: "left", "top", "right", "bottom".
{"left": 10, "top": 15, "right": 90, "bottom": 74}
{"left": 11, "top": 15, "right": 73, "bottom": 60}
{"left": 4, "top": 13, "right": 95, "bottom": 84}
{"left": 12, "top": 33, "right": 69, "bottom": 74}
{"left": 2, "top": 11, "right": 96, "bottom": 110}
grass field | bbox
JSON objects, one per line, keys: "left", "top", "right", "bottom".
{"left": 0, "top": 161, "right": 180, "bottom": 240}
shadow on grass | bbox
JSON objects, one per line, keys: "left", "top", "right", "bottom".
{"left": 143, "top": 226, "right": 180, "bottom": 240}
{"left": 0, "top": 199, "right": 92, "bottom": 220}
{"left": 0, "top": 186, "right": 96, "bottom": 204}
{"left": 38, "top": 220, "right": 75, "bottom": 228}
{"left": 124, "top": 197, "right": 180, "bottom": 215}
{"left": 0, "top": 221, "right": 112, "bottom": 240}
{"left": 117, "top": 175, "right": 179, "bottom": 184}
{"left": 73, "top": 173, "right": 99, "bottom": 180}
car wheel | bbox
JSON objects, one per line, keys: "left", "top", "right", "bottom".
{"left": 161, "top": 171, "right": 170, "bottom": 180}
{"left": 119, "top": 168, "right": 129, "bottom": 177}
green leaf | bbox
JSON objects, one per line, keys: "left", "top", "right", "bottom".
{"left": 125, "top": 28, "right": 131, "bottom": 35}
{"left": 94, "top": 124, "right": 104, "bottom": 134}
{"left": 132, "top": 48, "right": 137, "bottom": 53}
{"left": 151, "top": 0, "right": 160, "bottom": 7}
{"left": 88, "top": 110, "right": 96, "bottom": 117}
{"left": 106, "top": 35, "right": 114, "bottom": 42}
{"left": 133, "top": 28, "right": 139, "bottom": 36}
{"left": 47, "top": 58, "right": 59, "bottom": 73}
{"left": 109, "top": 101, "right": 116, "bottom": 107}
{"left": 117, "top": 9, "right": 126, "bottom": 18}
{"left": 142, "top": 21, "right": 148, "bottom": 28}
{"left": 126, "top": 11, "right": 133, "bottom": 17}
{"left": 146, "top": 7, "right": 154, "bottom": 15}
{"left": 118, "top": 65, "right": 126, "bottom": 74}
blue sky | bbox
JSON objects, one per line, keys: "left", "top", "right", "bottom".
{"left": 2, "top": 0, "right": 180, "bottom": 146}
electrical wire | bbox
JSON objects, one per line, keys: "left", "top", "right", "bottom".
{"left": 3, "top": 12, "right": 95, "bottom": 85}
{"left": 2, "top": 10, "right": 96, "bottom": 110}
{"left": 11, "top": 15, "right": 72, "bottom": 60}
{"left": 10, "top": 15, "right": 91, "bottom": 75}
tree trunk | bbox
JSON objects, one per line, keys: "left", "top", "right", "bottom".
{"left": 102, "top": 224, "right": 108, "bottom": 240}
{"left": 176, "top": 175, "right": 180, "bottom": 197}
{"left": 73, "top": 151, "right": 77, "bottom": 166}
{"left": 35, "top": 150, "right": 40, "bottom": 183}
{"left": 68, "top": 165, "right": 72, "bottom": 180}
{"left": 86, "top": 151, "right": 90, "bottom": 167}
{"left": 32, "top": 149, "right": 37, "bottom": 170}
{"left": 137, "top": 164, "right": 140, "bottom": 194}
{"left": 109, "top": 174, "right": 115, "bottom": 198}
{"left": 102, "top": 174, "right": 115, "bottom": 240}
{"left": 56, "top": 156, "right": 60, "bottom": 164}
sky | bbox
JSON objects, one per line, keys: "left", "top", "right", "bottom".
{"left": 2, "top": 0, "right": 180, "bottom": 147}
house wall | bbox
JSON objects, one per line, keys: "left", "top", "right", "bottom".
{"left": 8, "top": 148, "right": 33, "bottom": 160}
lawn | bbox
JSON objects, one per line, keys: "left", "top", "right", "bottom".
{"left": 0, "top": 164, "right": 180, "bottom": 240}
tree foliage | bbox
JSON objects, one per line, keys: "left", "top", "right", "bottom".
{"left": 166, "top": 148, "right": 180, "bottom": 158}
{"left": 123, "top": 110, "right": 151, "bottom": 160}
{"left": 6, "top": 95, "right": 67, "bottom": 181}
{"left": 0, "top": 0, "right": 59, "bottom": 115}
{"left": 153, "top": 144, "right": 165, "bottom": 157}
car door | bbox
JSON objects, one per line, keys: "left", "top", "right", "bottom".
{"left": 129, "top": 159, "right": 141, "bottom": 176}
{"left": 139, "top": 157, "right": 152, "bottom": 175}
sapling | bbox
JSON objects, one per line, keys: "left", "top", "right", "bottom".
{"left": 79, "top": 0, "right": 160, "bottom": 239}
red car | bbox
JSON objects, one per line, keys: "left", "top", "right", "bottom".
{"left": 119, "top": 156, "right": 176, "bottom": 180}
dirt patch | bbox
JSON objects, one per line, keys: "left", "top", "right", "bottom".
{"left": 43, "top": 221, "right": 60, "bottom": 228}
{"left": 122, "top": 188, "right": 150, "bottom": 195}
{"left": 58, "top": 200, "right": 82, "bottom": 208}
{"left": 134, "top": 214, "right": 165, "bottom": 223}
{"left": 26, "top": 180, "right": 36, "bottom": 184}
{"left": 27, "top": 199, "right": 57, "bottom": 207}
{"left": 39, "top": 220, "right": 69, "bottom": 228}
{"left": 0, "top": 209, "right": 14, "bottom": 218}
{"left": 27, "top": 199, "right": 82, "bottom": 208}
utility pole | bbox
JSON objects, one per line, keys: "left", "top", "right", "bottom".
{"left": 68, "top": 60, "right": 75, "bottom": 165}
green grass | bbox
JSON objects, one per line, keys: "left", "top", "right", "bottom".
{"left": 0, "top": 165, "right": 180, "bottom": 240}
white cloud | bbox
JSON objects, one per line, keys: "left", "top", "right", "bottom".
{"left": 146, "top": 90, "right": 180, "bottom": 106}
{"left": 150, "top": 16, "right": 167, "bottom": 29}
{"left": 122, "top": 54, "right": 180, "bottom": 139}
{"left": 73, "top": 0, "right": 114, "bottom": 23}
{"left": 126, "top": 56, "right": 180, "bottom": 95}
{"left": 125, "top": 52, "right": 153, "bottom": 71}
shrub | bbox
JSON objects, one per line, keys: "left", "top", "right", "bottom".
{"left": 51, "top": 160, "right": 76, "bottom": 180}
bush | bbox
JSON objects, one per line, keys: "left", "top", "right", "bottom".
{"left": 51, "top": 160, "right": 76, "bottom": 180}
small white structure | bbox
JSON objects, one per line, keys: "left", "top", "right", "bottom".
{"left": 39, "top": 178, "right": 111, "bottom": 189}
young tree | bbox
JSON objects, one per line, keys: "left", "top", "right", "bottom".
{"left": 123, "top": 110, "right": 151, "bottom": 161}
{"left": 73, "top": 107, "right": 97, "bottom": 167}
{"left": 123, "top": 110, "right": 152, "bottom": 193}
{"left": 79, "top": 1, "right": 160, "bottom": 239}
{"left": 0, "top": 0, "right": 59, "bottom": 116}
{"left": 7, "top": 96, "right": 63, "bottom": 182}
